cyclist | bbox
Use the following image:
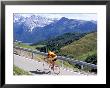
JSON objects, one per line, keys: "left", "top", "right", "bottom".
{"left": 47, "top": 51, "right": 57, "bottom": 71}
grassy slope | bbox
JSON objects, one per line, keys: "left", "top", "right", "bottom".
{"left": 60, "top": 32, "right": 97, "bottom": 61}
{"left": 14, "top": 32, "right": 97, "bottom": 72}
{"left": 14, "top": 42, "right": 45, "bottom": 50}
{"left": 13, "top": 65, "right": 31, "bottom": 75}
{"left": 32, "top": 32, "right": 86, "bottom": 53}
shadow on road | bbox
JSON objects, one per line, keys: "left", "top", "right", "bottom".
{"left": 30, "top": 69, "right": 51, "bottom": 75}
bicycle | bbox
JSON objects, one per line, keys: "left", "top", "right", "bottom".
{"left": 43, "top": 57, "right": 60, "bottom": 75}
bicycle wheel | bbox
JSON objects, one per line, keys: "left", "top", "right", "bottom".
{"left": 43, "top": 61, "right": 49, "bottom": 70}
{"left": 43, "top": 58, "right": 50, "bottom": 71}
{"left": 53, "top": 65, "right": 60, "bottom": 75}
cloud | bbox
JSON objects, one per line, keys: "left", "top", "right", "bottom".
{"left": 15, "top": 13, "right": 97, "bottom": 21}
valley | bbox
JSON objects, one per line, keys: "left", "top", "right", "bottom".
{"left": 14, "top": 14, "right": 97, "bottom": 73}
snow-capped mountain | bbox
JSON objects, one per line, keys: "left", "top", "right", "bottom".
{"left": 14, "top": 14, "right": 58, "bottom": 32}
{"left": 14, "top": 16, "right": 97, "bottom": 43}
{"left": 14, "top": 14, "right": 25, "bottom": 23}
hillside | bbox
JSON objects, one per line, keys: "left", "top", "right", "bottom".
{"left": 14, "top": 16, "right": 97, "bottom": 43}
{"left": 14, "top": 32, "right": 97, "bottom": 72}
{"left": 13, "top": 65, "right": 31, "bottom": 75}
{"left": 60, "top": 32, "right": 97, "bottom": 62}
{"left": 31, "top": 32, "right": 87, "bottom": 53}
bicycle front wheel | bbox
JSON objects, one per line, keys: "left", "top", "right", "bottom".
{"left": 43, "top": 61, "right": 50, "bottom": 70}
{"left": 53, "top": 65, "right": 60, "bottom": 75}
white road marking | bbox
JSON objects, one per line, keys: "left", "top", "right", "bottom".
{"left": 14, "top": 54, "right": 96, "bottom": 76}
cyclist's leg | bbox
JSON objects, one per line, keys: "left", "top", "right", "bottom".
{"left": 51, "top": 61, "right": 55, "bottom": 71}
{"left": 47, "top": 58, "right": 56, "bottom": 71}
{"left": 52, "top": 58, "right": 58, "bottom": 70}
{"left": 51, "top": 60, "right": 56, "bottom": 71}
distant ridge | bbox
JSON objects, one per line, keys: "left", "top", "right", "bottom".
{"left": 14, "top": 15, "right": 97, "bottom": 43}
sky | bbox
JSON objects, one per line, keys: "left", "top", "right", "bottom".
{"left": 16, "top": 13, "right": 97, "bottom": 21}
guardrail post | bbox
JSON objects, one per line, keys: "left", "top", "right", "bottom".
{"left": 32, "top": 52, "right": 33, "bottom": 59}
{"left": 19, "top": 48, "right": 21, "bottom": 56}
{"left": 61, "top": 60, "right": 63, "bottom": 68}
{"left": 20, "top": 49, "right": 21, "bottom": 55}
{"left": 81, "top": 65, "right": 84, "bottom": 69}
{"left": 14, "top": 46, "right": 97, "bottom": 71}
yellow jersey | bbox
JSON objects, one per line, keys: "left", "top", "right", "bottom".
{"left": 48, "top": 51, "right": 57, "bottom": 58}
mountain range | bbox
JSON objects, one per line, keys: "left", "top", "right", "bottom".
{"left": 14, "top": 15, "right": 97, "bottom": 43}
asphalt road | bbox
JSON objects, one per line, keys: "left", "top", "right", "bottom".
{"left": 14, "top": 54, "right": 96, "bottom": 76}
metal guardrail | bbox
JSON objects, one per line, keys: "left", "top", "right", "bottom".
{"left": 14, "top": 46, "right": 97, "bottom": 70}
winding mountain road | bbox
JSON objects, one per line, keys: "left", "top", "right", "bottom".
{"left": 14, "top": 54, "right": 96, "bottom": 76}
